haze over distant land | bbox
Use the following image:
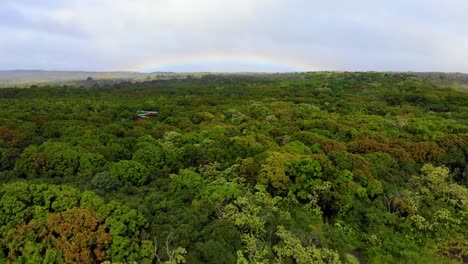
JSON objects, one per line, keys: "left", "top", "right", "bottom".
{"left": 1, "top": 0, "right": 468, "bottom": 73}
{"left": 0, "top": 70, "right": 144, "bottom": 81}
{"left": 1, "top": 70, "right": 468, "bottom": 91}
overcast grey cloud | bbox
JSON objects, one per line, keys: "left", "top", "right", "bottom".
{"left": 0, "top": 0, "right": 467, "bottom": 72}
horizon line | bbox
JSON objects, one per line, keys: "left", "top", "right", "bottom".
{"left": 1, "top": 69, "right": 468, "bottom": 75}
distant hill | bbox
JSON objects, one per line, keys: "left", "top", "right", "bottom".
{"left": 0, "top": 70, "right": 211, "bottom": 88}
{"left": 1, "top": 70, "right": 467, "bottom": 90}
{"left": 0, "top": 70, "right": 149, "bottom": 87}
{"left": 0, "top": 70, "right": 147, "bottom": 81}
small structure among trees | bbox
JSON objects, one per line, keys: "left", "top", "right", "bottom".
{"left": 137, "top": 110, "right": 158, "bottom": 118}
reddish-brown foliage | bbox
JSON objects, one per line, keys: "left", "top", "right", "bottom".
{"left": 0, "top": 126, "right": 16, "bottom": 146}
{"left": 312, "top": 137, "right": 347, "bottom": 153}
{"left": 2, "top": 208, "right": 112, "bottom": 263}
{"left": 409, "top": 141, "right": 444, "bottom": 163}
{"left": 348, "top": 139, "right": 390, "bottom": 154}
{"left": 134, "top": 119, "right": 147, "bottom": 126}
{"left": 43, "top": 208, "right": 112, "bottom": 263}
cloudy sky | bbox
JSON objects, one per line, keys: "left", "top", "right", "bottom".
{"left": 1, "top": 0, "right": 467, "bottom": 72}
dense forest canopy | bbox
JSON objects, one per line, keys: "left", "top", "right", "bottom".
{"left": 0, "top": 72, "right": 467, "bottom": 263}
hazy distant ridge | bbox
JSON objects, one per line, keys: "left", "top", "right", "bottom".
{"left": 0, "top": 70, "right": 146, "bottom": 83}
{"left": 1, "top": 70, "right": 467, "bottom": 90}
